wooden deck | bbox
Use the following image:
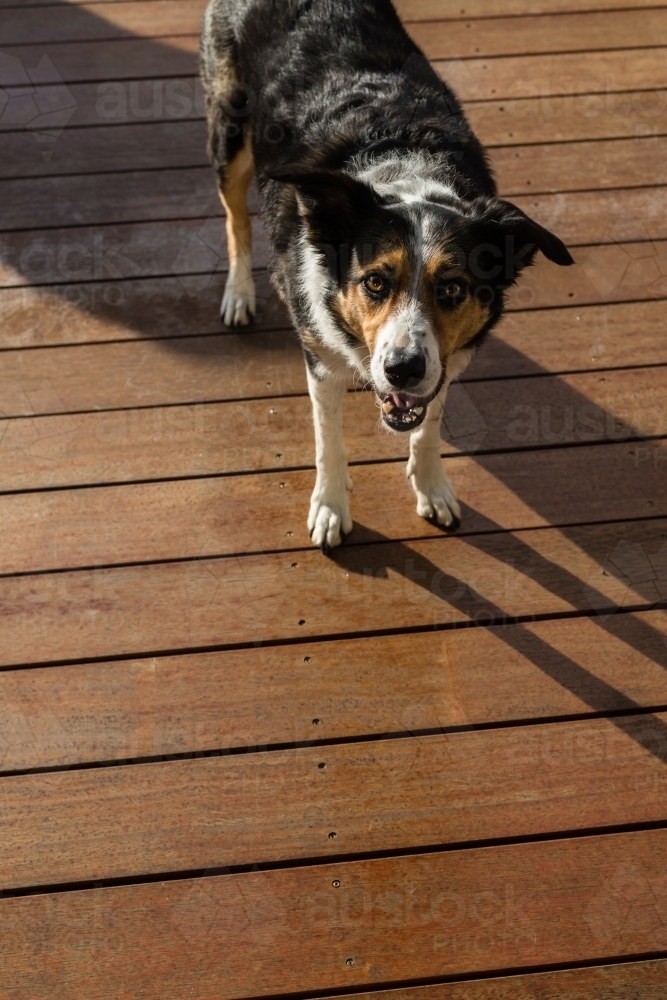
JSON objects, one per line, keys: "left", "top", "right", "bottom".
{"left": 1, "top": 0, "right": 667, "bottom": 995}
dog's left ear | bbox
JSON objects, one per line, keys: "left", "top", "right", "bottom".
{"left": 268, "top": 166, "right": 382, "bottom": 243}
{"left": 490, "top": 198, "right": 575, "bottom": 270}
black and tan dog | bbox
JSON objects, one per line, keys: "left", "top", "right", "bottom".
{"left": 201, "top": 0, "right": 573, "bottom": 549}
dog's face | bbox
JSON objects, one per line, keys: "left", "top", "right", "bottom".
{"left": 274, "top": 169, "right": 573, "bottom": 431}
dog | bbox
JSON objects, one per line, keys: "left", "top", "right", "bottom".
{"left": 200, "top": 0, "right": 573, "bottom": 550}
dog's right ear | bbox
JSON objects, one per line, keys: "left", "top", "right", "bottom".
{"left": 268, "top": 167, "right": 382, "bottom": 243}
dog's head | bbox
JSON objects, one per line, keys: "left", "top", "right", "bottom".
{"left": 271, "top": 167, "right": 573, "bottom": 431}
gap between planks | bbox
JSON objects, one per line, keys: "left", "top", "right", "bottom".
{"left": 1, "top": 830, "right": 667, "bottom": 998}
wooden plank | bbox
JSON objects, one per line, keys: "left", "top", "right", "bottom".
{"left": 1, "top": 382, "right": 665, "bottom": 494}
{"left": 4, "top": 2, "right": 667, "bottom": 65}
{"left": 0, "top": 517, "right": 665, "bottom": 667}
{"left": 0, "top": 76, "right": 204, "bottom": 132}
{"left": 0, "top": 305, "right": 663, "bottom": 416}
{"left": 505, "top": 237, "right": 667, "bottom": 313}
{"left": 3, "top": 710, "right": 667, "bottom": 888}
{"left": 410, "top": 7, "right": 667, "bottom": 59}
{"left": 326, "top": 959, "right": 667, "bottom": 1000}
{"left": 1, "top": 830, "right": 666, "bottom": 996}
{"left": 0, "top": 217, "right": 271, "bottom": 283}
{"left": 436, "top": 47, "right": 667, "bottom": 102}
{"left": 0, "top": 37, "right": 199, "bottom": 87}
{"left": 6, "top": 132, "right": 667, "bottom": 211}
{"left": 1, "top": 268, "right": 665, "bottom": 367}
{"left": 468, "top": 92, "right": 667, "bottom": 147}
{"left": 2, "top": 0, "right": 666, "bottom": 14}
{"left": 2, "top": 229, "right": 667, "bottom": 347}
{"left": 396, "top": 0, "right": 667, "bottom": 17}
{"left": 3, "top": 157, "right": 667, "bottom": 233}
{"left": 485, "top": 300, "right": 667, "bottom": 379}
{"left": 0, "top": 121, "right": 208, "bottom": 179}
{"left": 3, "top": 78, "right": 666, "bottom": 150}
{"left": 3, "top": 439, "right": 666, "bottom": 572}
{"left": 514, "top": 185, "right": 667, "bottom": 247}
{"left": 0, "top": 272, "right": 286, "bottom": 346}
{"left": 2, "top": 609, "right": 665, "bottom": 771}
{"left": 2, "top": 39, "right": 665, "bottom": 103}
{"left": 494, "top": 136, "right": 667, "bottom": 195}
{"left": 0, "top": 168, "right": 221, "bottom": 230}
{"left": 0, "top": 352, "right": 665, "bottom": 499}
{"left": 2, "top": 74, "right": 664, "bottom": 153}
{"left": 0, "top": 0, "right": 204, "bottom": 45}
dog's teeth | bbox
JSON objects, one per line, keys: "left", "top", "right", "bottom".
{"left": 413, "top": 407, "right": 424, "bottom": 415}
{"left": 382, "top": 401, "right": 394, "bottom": 413}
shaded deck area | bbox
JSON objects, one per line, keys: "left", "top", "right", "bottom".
{"left": 1, "top": 0, "right": 667, "bottom": 995}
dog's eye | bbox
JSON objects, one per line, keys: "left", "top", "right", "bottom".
{"left": 436, "top": 279, "right": 468, "bottom": 308}
{"left": 363, "top": 274, "right": 386, "bottom": 296}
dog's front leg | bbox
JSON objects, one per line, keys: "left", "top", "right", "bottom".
{"left": 406, "top": 382, "right": 461, "bottom": 529}
{"left": 306, "top": 367, "right": 353, "bottom": 550}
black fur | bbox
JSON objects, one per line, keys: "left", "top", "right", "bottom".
{"left": 201, "top": 0, "right": 572, "bottom": 345}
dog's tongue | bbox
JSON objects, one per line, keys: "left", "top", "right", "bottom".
{"left": 388, "top": 393, "right": 418, "bottom": 411}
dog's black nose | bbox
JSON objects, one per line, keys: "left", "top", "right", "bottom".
{"left": 384, "top": 349, "right": 426, "bottom": 389}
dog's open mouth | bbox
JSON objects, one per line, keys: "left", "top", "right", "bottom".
{"left": 381, "top": 392, "right": 427, "bottom": 431}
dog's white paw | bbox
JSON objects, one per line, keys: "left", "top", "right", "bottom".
{"left": 220, "top": 256, "right": 256, "bottom": 327}
{"left": 308, "top": 483, "right": 353, "bottom": 551}
{"left": 407, "top": 456, "right": 461, "bottom": 529}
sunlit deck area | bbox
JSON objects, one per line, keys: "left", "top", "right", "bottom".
{"left": 1, "top": 0, "right": 666, "bottom": 995}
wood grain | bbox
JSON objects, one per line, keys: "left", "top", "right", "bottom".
{"left": 0, "top": 310, "right": 662, "bottom": 417}
{"left": 436, "top": 47, "right": 667, "bottom": 102}
{"left": 4, "top": 79, "right": 666, "bottom": 150}
{"left": 0, "top": 36, "right": 200, "bottom": 87}
{"left": 1, "top": 609, "right": 665, "bottom": 771}
{"left": 3, "top": 425, "right": 663, "bottom": 554}
{"left": 3, "top": 711, "right": 667, "bottom": 888}
{"left": 0, "top": 261, "right": 665, "bottom": 366}
{"left": 0, "top": 517, "right": 665, "bottom": 668}
{"left": 326, "top": 959, "right": 667, "bottom": 1000}
{"left": 0, "top": 271, "right": 286, "bottom": 346}
{"left": 1, "top": 121, "right": 209, "bottom": 179}
{"left": 1, "top": 351, "right": 663, "bottom": 480}
{"left": 468, "top": 93, "right": 667, "bottom": 147}
{"left": 0, "top": 168, "right": 220, "bottom": 230}
{"left": 397, "top": 0, "right": 667, "bottom": 17}
{"left": 3, "top": 220, "right": 667, "bottom": 332}
{"left": 1, "top": 436, "right": 665, "bottom": 572}
{"left": 2, "top": 0, "right": 666, "bottom": 14}
{"left": 5, "top": 0, "right": 667, "bottom": 53}
{"left": 4, "top": 152, "right": 667, "bottom": 231}
{"left": 410, "top": 7, "right": 667, "bottom": 59}
{"left": 2, "top": 830, "right": 667, "bottom": 996}
{"left": 494, "top": 136, "right": 667, "bottom": 195}
{"left": 0, "top": 76, "right": 205, "bottom": 132}
{"left": 0, "top": 0, "right": 204, "bottom": 45}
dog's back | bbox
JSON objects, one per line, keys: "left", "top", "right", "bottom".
{"left": 202, "top": 0, "right": 492, "bottom": 193}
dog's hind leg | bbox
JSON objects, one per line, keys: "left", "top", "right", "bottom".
{"left": 406, "top": 382, "right": 461, "bottom": 530}
{"left": 201, "top": 6, "right": 256, "bottom": 326}
{"left": 218, "top": 135, "right": 255, "bottom": 326}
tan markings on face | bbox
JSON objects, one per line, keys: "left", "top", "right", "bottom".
{"left": 330, "top": 248, "right": 410, "bottom": 356}
{"left": 424, "top": 255, "right": 490, "bottom": 359}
